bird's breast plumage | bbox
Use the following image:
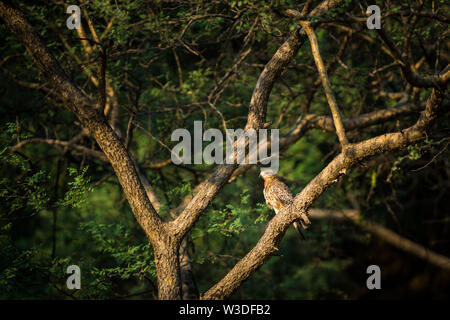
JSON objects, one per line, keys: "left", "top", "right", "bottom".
{"left": 263, "top": 176, "right": 293, "bottom": 213}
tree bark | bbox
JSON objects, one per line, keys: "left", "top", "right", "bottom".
{"left": 203, "top": 89, "right": 446, "bottom": 299}
{"left": 153, "top": 240, "right": 182, "bottom": 300}
{"left": 3, "top": 0, "right": 446, "bottom": 301}
{"left": 0, "top": 0, "right": 181, "bottom": 299}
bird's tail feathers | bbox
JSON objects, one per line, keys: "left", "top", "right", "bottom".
{"left": 293, "top": 220, "right": 306, "bottom": 241}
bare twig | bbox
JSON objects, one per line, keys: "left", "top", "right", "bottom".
{"left": 300, "top": 20, "right": 349, "bottom": 147}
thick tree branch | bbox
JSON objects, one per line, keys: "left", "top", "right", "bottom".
{"left": 229, "top": 101, "right": 422, "bottom": 182}
{"left": 0, "top": 0, "right": 185, "bottom": 298}
{"left": 136, "top": 162, "right": 199, "bottom": 299}
{"left": 203, "top": 88, "right": 446, "bottom": 299}
{"left": 169, "top": 0, "right": 347, "bottom": 242}
{"left": 0, "top": 0, "right": 164, "bottom": 247}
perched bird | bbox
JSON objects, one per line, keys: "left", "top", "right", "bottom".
{"left": 260, "top": 169, "right": 310, "bottom": 240}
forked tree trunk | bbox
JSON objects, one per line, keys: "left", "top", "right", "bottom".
{"left": 153, "top": 241, "right": 182, "bottom": 300}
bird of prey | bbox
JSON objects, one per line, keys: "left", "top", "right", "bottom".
{"left": 260, "top": 169, "right": 310, "bottom": 240}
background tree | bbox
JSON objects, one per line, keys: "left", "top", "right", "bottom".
{"left": 0, "top": 0, "right": 448, "bottom": 299}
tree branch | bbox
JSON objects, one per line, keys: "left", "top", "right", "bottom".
{"left": 10, "top": 137, "right": 108, "bottom": 162}
{"left": 203, "top": 88, "right": 446, "bottom": 299}
{"left": 300, "top": 20, "right": 349, "bottom": 147}
{"left": 376, "top": 28, "right": 450, "bottom": 89}
{"left": 169, "top": 0, "right": 348, "bottom": 242}
{"left": 0, "top": 0, "right": 163, "bottom": 241}
{"left": 229, "top": 101, "right": 422, "bottom": 183}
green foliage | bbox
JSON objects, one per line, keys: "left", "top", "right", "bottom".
{"left": 193, "top": 189, "right": 254, "bottom": 239}
{"left": 78, "top": 222, "right": 156, "bottom": 299}
{"left": 56, "top": 167, "right": 92, "bottom": 208}
{"left": 391, "top": 145, "right": 422, "bottom": 173}
{"left": 205, "top": 189, "right": 252, "bottom": 237}
{"left": 0, "top": 123, "right": 51, "bottom": 215}
{"left": 0, "top": 0, "right": 448, "bottom": 300}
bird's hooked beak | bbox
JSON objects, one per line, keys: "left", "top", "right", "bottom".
{"left": 259, "top": 169, "right": 275, "bottom": 179}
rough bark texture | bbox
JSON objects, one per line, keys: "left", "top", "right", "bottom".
{"left": 170, "top": 0, "right": 347, "bottom": 242}
{"left": 2, "top": 0, "right": 447, "bottom": 300}
{"left": 0, "top": 0, "right": 178, "bottom": 299}
{"left": 203, "top": 89, "right": 446, "bottom": 299}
